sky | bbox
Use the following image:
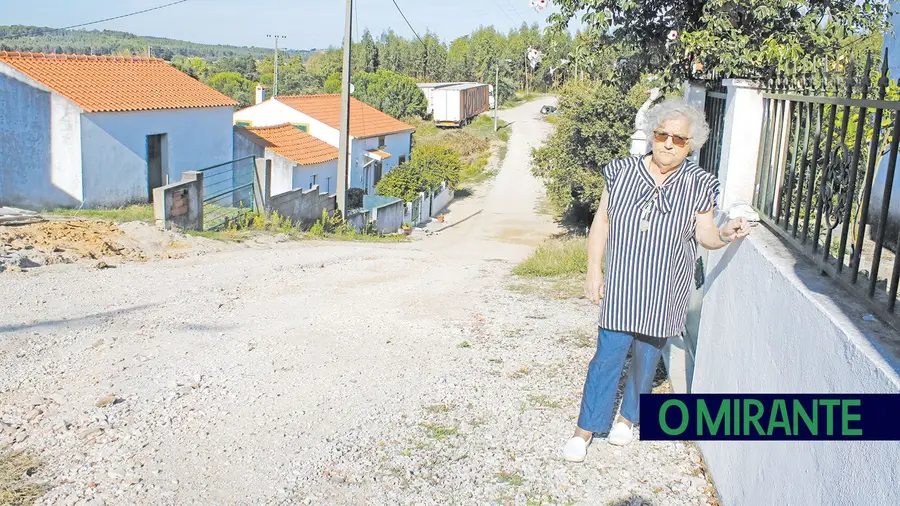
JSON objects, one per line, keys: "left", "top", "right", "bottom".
{"left": 4, "top": 0, "right": 576, "bottom": 50}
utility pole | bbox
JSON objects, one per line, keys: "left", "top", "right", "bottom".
{"left": 494, "top": 59, "right": 511, "bottom": 132}
{"left": 336, "top": 0, "right": 353, "bottom": 217}
{"left": 267, "top": 34, "right": 286, "bottom": 96}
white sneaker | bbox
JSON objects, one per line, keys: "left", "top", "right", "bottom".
{"left": 563, "top": 436, "right": 591, "bottom": 462}
{"left": 608, "top": 422, "right": 633, "bottom": 446}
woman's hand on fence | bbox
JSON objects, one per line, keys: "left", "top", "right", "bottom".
{"left": 584, "top": 272, "right": 604, "bottom": 305}
{"left": 721, "top": 217, "right": 751, "bottom": 242}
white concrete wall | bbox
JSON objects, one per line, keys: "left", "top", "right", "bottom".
{"left": 0, "top": 65, "right": 83, "bottom": 208}
{"left": 431, "top": 183, "right": 454, "bottom": 215}
{"left": 292, "top": 160, "right": 338, "bottom": 195}
{"left": 693, "top": 224, "right": 900, "bottom": 506}
{"left": 81, "top": 106, "right": 234, "bottom": 207}
{"left": 232, "top": 99, "right": 339, "bottom": 146}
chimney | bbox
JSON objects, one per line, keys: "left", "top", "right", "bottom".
{"left": 255, "top": 84, "right": 266, "bottom": 105}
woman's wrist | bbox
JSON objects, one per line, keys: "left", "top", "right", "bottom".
{"left": 718, "top": 227, "right": 733, "bottom": 244}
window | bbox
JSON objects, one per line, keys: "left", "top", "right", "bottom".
{"left": 325, "top": 177, "right": 332, "bottom": 194}
{"left": 399, "top": 155, "right": 406, "bottom": 165}
{"left": 363, "top": 167, "right": 370, "bottom": 194}
{"left": 235, "top": 120, "right": 252, "bottom": 127}
{"left": 309, "top": 174, "right": 318, "bottom": 189}
{"left": 378, "top": 136, "right": 386, "bottom": 149}
{"left": 292, "top": 123, "right": 309, "bottom": 133}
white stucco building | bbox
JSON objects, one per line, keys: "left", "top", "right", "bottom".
{"left": 0, "top": 51, "right": 238, "bottom": 210}
{"left": 233, "top": 94, "right": 414, "bottom": 194}
{"left": 233, "top": 123, "right": 339, "bottom": 196}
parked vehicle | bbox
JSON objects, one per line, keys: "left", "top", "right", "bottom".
{"left": 540, "top": 105, "right": 557, "bottom": 115}
{"left": 432, "top": 83, "right": 491, "bottom": 127}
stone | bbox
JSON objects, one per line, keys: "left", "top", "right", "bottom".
{"left": 107, "top": 469, "right": 126, "bottom": 480}
{"left": 95, "top": 395, "right": 117, "bottom": 408}
{"left": 26, "top": 408, "right": 43, "bottom": 421}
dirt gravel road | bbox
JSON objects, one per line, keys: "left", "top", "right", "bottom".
{"left": 1, "top": 98, "right": 715, "bottom": 506}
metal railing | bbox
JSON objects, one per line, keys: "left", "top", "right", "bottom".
{"left": 753, "top": 50, "right": 900, "bottom": 330}
{"left": 198, "top": 155, "right": 257, "bottom": 231}
{"left": 699, "top": 82, "right": 727, "bottom": 177}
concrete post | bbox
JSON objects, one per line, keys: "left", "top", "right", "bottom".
{"left": 254, "top": 158, "right": 272, "bottom": 212}
{"left": 717, "top": 79, "right": 765, "bottom": 210}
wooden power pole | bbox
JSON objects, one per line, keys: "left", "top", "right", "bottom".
{"left": 336, "top": 0, "right": 354, "bottom": 217}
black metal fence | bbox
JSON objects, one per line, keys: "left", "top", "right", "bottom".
{"left": 753, "top": 50, "right": 900, "bottom": 330}
{"left": 699, "top": 82, "right": 727, "bottom": 177}
{"left": 198, "top": 155, "right": 257, "bottom": 231}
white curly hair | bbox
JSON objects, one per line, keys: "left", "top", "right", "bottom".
{"left": 642, "top": 98, "right": 710, "bottom": 153}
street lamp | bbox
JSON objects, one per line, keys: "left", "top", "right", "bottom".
{"left": 494, "top": 59, "right": 513, "bottom": 132}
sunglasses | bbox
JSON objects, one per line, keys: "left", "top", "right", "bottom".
{"left": 653, "top": 130, "right": 691, "bottom": 148}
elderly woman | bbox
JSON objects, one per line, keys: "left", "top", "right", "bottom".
{"left": 563, "top": 99, "right": 751, "bottom": 463}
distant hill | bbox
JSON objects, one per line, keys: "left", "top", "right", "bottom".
{"left": 0, "top": 25, "right": 319, "bottom": 61}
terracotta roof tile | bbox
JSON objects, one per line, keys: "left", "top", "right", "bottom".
{"left": 274, "top": 94, "right": 415, "bottom": 138}
{"left": 239, "top": 124, "right": 338, "bottom": 165}
{"left": 0, "top": 51, "right": 238, "bottom": 113}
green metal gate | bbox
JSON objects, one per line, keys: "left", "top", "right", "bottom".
{"left": 198, "top": 155, "right": 257, "bottom": 231}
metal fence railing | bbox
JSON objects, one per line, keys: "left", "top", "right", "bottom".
{"left": 198, "top": 155, "right": 257, "bottom": 231}
{"left": 752, "top": 50, "right": 900, "bottom": 330}
{"left": 700, "top": 82, "right": 727, "bottom": 177}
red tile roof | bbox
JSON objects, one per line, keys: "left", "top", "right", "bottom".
{"left": 274, "top": 94, "right": 415, "bottom": 138}
{"left": 238, "top": 124, "right": 338, "bottom": 165}
{"left": 0, "top": 51, "right": 238, "bottom": 113}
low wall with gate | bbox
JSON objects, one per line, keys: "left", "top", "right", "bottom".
{"left": 152, "top": 171, "right": 203, "bottom": 231}
{"left": 683, "top": 76, "right": 900, "bottom": 505}
{"left": 403, "top": 183, "right": 455, "bottom": 226}
{"left": 363, "top": 195, "right": 405, "bottom": 234}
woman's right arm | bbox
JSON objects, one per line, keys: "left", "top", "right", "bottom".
{"left": 585, "top": 187, "right": 610, "bottom": 305}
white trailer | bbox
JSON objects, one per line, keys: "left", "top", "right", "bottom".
{"left": 416, "top": 82, "right": 461, "bottom": 118}
{"left": 431, "top": 83, "right": 491, "bottom": 127}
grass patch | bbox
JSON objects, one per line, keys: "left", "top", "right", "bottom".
{"left": 513, "top": 236, "right": 587, "bottom": 278}
{"left": 527, "top": 394, "right": 565, "bottom": 409}
{"left": 457, "top": 341, "right": 472, "bottom": 349}
{"left": 421, "top": 423, "right": 459, "bottom": 440}
{"left": 189, "top": 209, "right": 408, "bottom": 244}
{"left": 560, "top": 328, "right": 594, "bottom": 349}
{"left": 426, "top": 404, "right": 454, "bottom": 413}
{"left": 500, "top": 91, "right": 541, "bottom": 110}
{"left": 407, "top": 114, "right": 511, "bottom": 186}
{"left": 495, "top": 471, "right": 526, "bottom": 486}
{"left": 0, "top": 451, "right": 46, "bottom": 506}
{"left": 43, "top": 205, "right": 154, "bottom": 223}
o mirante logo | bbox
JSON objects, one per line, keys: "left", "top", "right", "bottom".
{"left": 639, "top": 394, "right": 900, "bottom": 441}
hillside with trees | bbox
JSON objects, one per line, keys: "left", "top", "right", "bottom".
{"left": 0, "top": 25, "right": 315, "bottom": 61}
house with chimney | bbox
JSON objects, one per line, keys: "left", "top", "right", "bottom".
{"left": 233, "top": 87, "right": 414, "bottom": 195}
{"left": 0, "top": 51, "right": 238, "bottom": 210}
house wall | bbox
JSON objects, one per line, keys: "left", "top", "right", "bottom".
{"left": 352, "top": 132, "right": 412, "bottom": 192}
{"left": 80, "top": 106, "right": 234, "bottom": 208}
{"left": 291, "top": 160, "right": 338, "bottom": 195}
{"left": 693, "top": 228, "right": 900, "bottom": 506}
{"left": 0, "top": 66, "right": 83, "bottom": 209}
{"left": 233, "top": 129, "right": 265, "bottom": 161}
{"left": 233, "top": 100, "right": 338, "bottom": 145}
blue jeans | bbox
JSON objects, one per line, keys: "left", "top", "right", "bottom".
{"left": 576, "top": 328, "right": 667, "bottom": 435}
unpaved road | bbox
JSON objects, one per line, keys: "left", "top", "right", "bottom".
{"left": 1, "top": 99, "right": 715, "bottom": 506}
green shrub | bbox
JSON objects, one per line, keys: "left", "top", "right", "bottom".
{"left": 375, "top": 163, "right": 423, "bottom": 202}
{"left": 376, "top": 144, "right": 463, "bottom": 201}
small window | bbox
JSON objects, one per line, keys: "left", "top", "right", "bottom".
{"left": 292, "top": 123, "right": 309, "bottom": 133}
{"left": 399, "top": 155, "right": 407, "bottom": 165}
{"left": 378, "top": 136, "right": 386, "bottom": 148}
{"left": 235, "top": 120, "right": 252, "bottom": 127}
{"left": 325, "top": 177, "right": 332, "bottom": 194}
{"left": 309, "top": 174, "right": 318, "bottom": 189}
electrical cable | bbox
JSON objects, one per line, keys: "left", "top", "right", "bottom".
{"left": 488, "top": 0, "right": 517, "bottom": 26}
{"left": 504, "top": 0, "right": 527, "bottom": 24}
{"left": 389, "top": 0, "right": 424, "bottom": 45}
{"left": 2, "top": 0, "right": 191, "bottom": 40}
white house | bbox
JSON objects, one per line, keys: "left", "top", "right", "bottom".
{"left": 0, "top": 51, "right": 238, "bottom": 210}
{"left": 233, "top": 93, "right": 415, "bottom": 194}
{"left": 233, "top": 123, "right": 339, "bottom": 195}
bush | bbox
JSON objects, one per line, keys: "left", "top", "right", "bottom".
{"left": 351, "top": 70, "right": 428, "bottom": 119}
{"left": 375, "top": 145, "right": 462, "bottom": 201}
{"left": 530, "top": 80, "right": 638, "bottom": 227}
{"left": 346, "top": 187, "right": 365, "bottom": 210}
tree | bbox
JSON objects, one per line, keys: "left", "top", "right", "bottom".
{"left": 375, "top": 145, "right": 463, "bottom": 201}
{"left": 547, "top": 0, "right": 891, "bottom": 85}
{"left": 206, "top": 72, "right": 254, "bottom": 108}
{"left": 351, "top": 70, "right": 428, "bottom": 119}
{"left": 531, "top": 80, "right": 641, "bottom": 226}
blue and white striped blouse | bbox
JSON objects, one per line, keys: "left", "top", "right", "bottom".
{"left": 599, "top": 154, "right": 720, "bottom": 339}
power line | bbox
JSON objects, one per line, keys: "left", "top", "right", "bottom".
{"left": 504, "top": 0, "right": 527, "bottom": 24}
{"left": 389, "top": 0, "right": 424, "bottom": 45}
{"left": 2, "top": 0, "right": 191, "bottom": 40}
{"left": 489, "top": 0, "right": 517, "bottom": 26}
